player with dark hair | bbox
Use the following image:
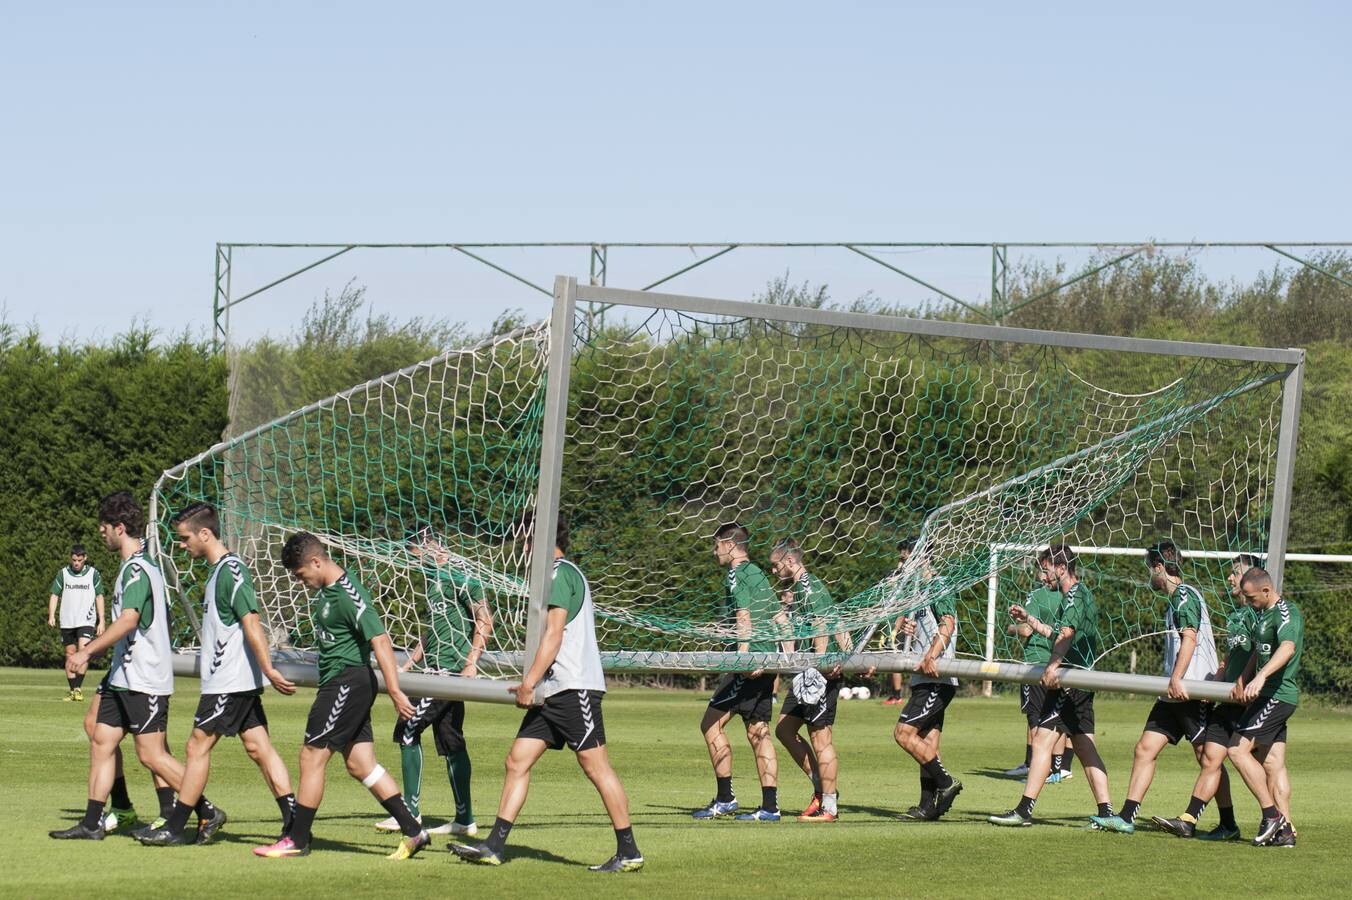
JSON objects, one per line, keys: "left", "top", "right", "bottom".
{"left": 376, "top": 529, "right": 493, "bottom": 837}
{"left": 1227, "top": 566, "right": 1302, "bottom": 848}
{"left": 891, "top": 548, "right": 963, "bottom": 820}
{"left": 769, "top": 539, "right": 851, "bottom": 822}
{"left": 692, "top": 522, "right": 782, "bottom": 821}
{"left": 1093, "top": 541, "right": 1221, "bottom": 834}
{"left": 1004, "top": 548, "right": 1074, "bottom": 782}
{"left": 252, "top": 532, "right": 427, "bottom": 859}
{"left": 1153, "top": 553, "right": 1258, "bottom": 841}
{"left": 52, "top": 492, "right": 222, "bottom": 841}
{"left": 48, "top": 543, "right": 104, "bottom": 700}
{"left": 137, "top": 502, "right": 297, "bottom": 846}
{"left": 991, "top": 545, "right": 1118, "bottom": 827}
{"left": 451, "top": 513, "right": 643, "bottom": 872}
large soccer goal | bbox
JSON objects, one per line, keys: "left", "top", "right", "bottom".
{"left": 150, "top": 276, "right": 1304, "bottom": 702}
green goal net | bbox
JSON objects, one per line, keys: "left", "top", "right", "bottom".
{"left": 151, "top": 279, "right": 1300, "bottom": 688}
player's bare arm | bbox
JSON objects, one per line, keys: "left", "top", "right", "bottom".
{"left": 511, "top": 604, "right": 567, "bottom": 708}
{"left": 371, "top": 633, "right": 415, "bottom": 719}
{"left": 67, "top": 607, "right": 140, "bottom": 675}
{"left": 241, "top": 609, "right": 295, "bottom": 694}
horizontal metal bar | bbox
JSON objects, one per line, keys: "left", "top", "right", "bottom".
{"left": 592, "top": 651, "right": 1237, "bottom": 702}
{"left": 171, "top": 652, "right": 521, "bottom": 705}
{"left": 218, "top": 241, "right": 1352, "bottom": 250}
{"left": 573, "top": 283, "right": 1306, "bottom": 365}
{"left": 993, "top": 543, "right": 1352, "bottom": 564}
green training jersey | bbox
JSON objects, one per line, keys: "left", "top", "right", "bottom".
{"left": 1252, "top": 598, "right": 1303, "bottom": 705}
{"left": 312, "top": 571, "right": 386, "bottom": 684}
{"left": 424, "top": 568, "right": 484, "bottom": 671}
{"left": 1021, "top": 585, "right": 1062, "bottom": 665}
{"left": 1052, "top": 581, "right": 1098, "bottom": 670}
{"left": 790, "top": 570, "right": 845, "bottom": 652}
{"left": 1222, "top": 604, "right": 1257, "bottom": 679}
{"left": 726, "top": 560, "right": 778, "bottom": 653}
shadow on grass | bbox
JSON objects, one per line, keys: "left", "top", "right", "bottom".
{"left": 972, "top": 766, "right": 1033, "bottom": 781}
{"left": 447, "top": 842, "right": 581, "bottom": 866}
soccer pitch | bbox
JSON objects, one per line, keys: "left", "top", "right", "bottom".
{"left": 6, "top": 668, "right": 1342, "bottom": 898}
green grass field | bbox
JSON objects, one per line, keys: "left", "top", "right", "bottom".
{"left": 3, "top": 667, "right": 1345, "bottom": 898}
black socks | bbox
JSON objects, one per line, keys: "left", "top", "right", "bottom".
{"left": 155, "top": 786, "right": 175, "bottom": 819}
{"left": 1015, "top": 795, "right": 1036, "bottom": 818}
{"left": 277, "top": 793, "right": 297, "bottom": 831}
{"left": 716, "top": 776, "right": 734, "bottom": 804}
{"left": 1097, "top": 802, "right": 1114, "bottom": 818}
{"left": 615, "top": 825, "right": 640, "bottom": 858}
{"left": 166, "top": 800, "right": 193, "bottom": 835}
{"left": 485, "top": 816, "right": 514, "bottom": 854}
{"left": 1219, "top": 805, "right": 1238, "bottom": 830}
{"left": 109, "top": 776, "right": 132, "bottom": 810}
{"left": 921, "top": 758, "right": 953, "bottom": 791}
{"left": 289, "top": 804, "right": 317, "bottom": 848}
{"left": 379, "top": 794, "right": 422, "bottom": 838}
{"left": 81, "top": 799, "right": 106, "bottom": 830}
{"left": 1120, "top": 800, "right": 1139, "bottom": 824}
{"left": 761, "top": 785, "right": 779, "bottom": 813}
{"left": 1185, "top": 795, "right": 1206, "bottom": 820}
{"left": 919, "top": 773, "right": 936, "bottom": 809}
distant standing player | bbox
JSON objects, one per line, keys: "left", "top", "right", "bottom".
{"left": 450, "top": 513, "right": 643, "bottom": 872}
{"left": 376, "top": 530, "right": 493, "bottom": 838}
{"left": 1227, "top": 567, "right": 1302, "bottom": 848}
{"left": 990, "top": 545, "right": 1118, "bottom": 828}
{"left": 48, "top": 543, "right": 104, "bottom": 701}
{"left": 252, "top": 532, "right": 428, "bottom": 859}
{"left": 1093, "top": 541, "right": 1222, "bottom": 834}
{"left": 769, "top": 538, "right": 851, "bottom": 822}
{"left": 137, "top": 502, "right": 297, "bottom": 846}
{"left": 892, "top": 551, "right": 963, "bottom": 821}
{"left": 692, "top": 523, "right": 782, "bottom": 822}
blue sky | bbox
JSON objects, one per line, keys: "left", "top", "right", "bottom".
{"left": 2, "top": 1, "right": 1348, "bottom": 343}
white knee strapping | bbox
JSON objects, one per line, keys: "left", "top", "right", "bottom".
{"left": 361, "top": 764, "right": 386, "bottom": 788}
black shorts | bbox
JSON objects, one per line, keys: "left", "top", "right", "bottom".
{"left": 1020, "top": 683, "right": 1048, "bottom": 726}
{"left": 1144, "top": 699, "right": 1208, "bottom": 746}
{"left": 707, "top": 673, "right": 776, "bottom": 725}
{"left": 1035, "top": 687, "right": 1096, "bottom": 736}
{"left": 780, "top": 677, "right": 842, "bottom": 728}
{"left": 897, "top": 682, "right": 957, "bottom": 732}
{"left": 1202, "top": 703, "right": 1243, "bottom": 746}
{"left": 1231, "top": 697, "right": 1297, "bottom": 747}
{"left": 96, "top": 689, "right": 169, "bottom": 735}
{"left": 517, "top": 689, "right": 606, "bottom": 752}
{"left": 60, "top": 626, "right": 95, "bottom": 647}
{"left": 304, "top": 665, "right": 376, "bottom": 750}
{"left": 194, "top": 689, "right": 268, "bottom": 737}
{"left": 394, "top": 696, "right": 467, "bottom": 756}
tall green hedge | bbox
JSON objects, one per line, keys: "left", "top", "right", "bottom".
{"left": 0, "top": 327, "right": 227, "bottom": 666}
